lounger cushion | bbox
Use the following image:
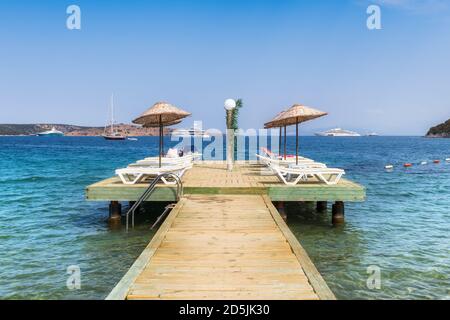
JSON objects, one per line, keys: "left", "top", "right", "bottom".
{"left": 166, "top": 148, "right": 178, "bottom": 158}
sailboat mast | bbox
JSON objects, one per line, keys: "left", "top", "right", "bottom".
{"left": 111, "top": 94, "right": 114, "bottom": 134}
{"left": 111, "top": 94, "right": 114, "bottom": 135}
{"left": 102, "top": 93, "right": 126, "bottom": 140}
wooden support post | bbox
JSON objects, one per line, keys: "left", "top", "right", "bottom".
{"left": 109, "top": 201, "right": 122, "bottom": 221}
{"left": 276, "top": 201, "right": 287, "bottom": 221}
{"left": 332, "top": 201, "right": 345, "bottom": 225}
{"left": 316, "top": 201, "right": 327, "bottom": 212}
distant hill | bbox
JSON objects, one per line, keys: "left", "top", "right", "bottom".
{"left": 0, "top": 124, "right": 168, "bottom": 136}
{"left": 0, "top": 124, "right": 88, "bottom": 135}
{"left": 426, "top": 119, "right": 450, "bottom": 138}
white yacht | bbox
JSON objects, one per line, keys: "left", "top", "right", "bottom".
{"left": 172, "top": 128, "right": 210, "bottom": 139}
{"left": 315, "top": 128, "right": 361, "bottom": 137}
{"left": 37, "top": 127, "right": 64, "bottom": 136}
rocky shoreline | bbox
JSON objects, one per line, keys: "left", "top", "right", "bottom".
{"left": 0, "top": 123, "right": 171, "bottom": 136}
{"left": 426, "top": 119, "right": 450, "bottom": 138}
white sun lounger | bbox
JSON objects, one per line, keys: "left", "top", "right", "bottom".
{"left": 141, "top": 154, "right": 193, "bottom": 161}
{"left": 115, "top": 164, "right": 192, "bottom": 185}
{"left": 260, "top": 148, "right": 311, "bottom": 162}
{"left": 256, "top": 154, "right": 322, "bottom": 167}
{"left": 270, "top": 164, "right": 345, "bottom": 185}
{"left": 131, "top": 155, "right": 193, "bottom": 167}
{"left": 139, "top": 153, "right": 202, "bottom": 164}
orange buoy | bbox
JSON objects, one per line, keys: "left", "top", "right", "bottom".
{"left": 433, "top": 160, "right": 440, "bottom": 164}
{"left": 404, "top": 163, "right": 412, "bottom": 168}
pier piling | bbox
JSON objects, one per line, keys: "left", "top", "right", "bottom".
{"left": 316, "top": 201, "right": 328, "bottom": 212}
{"left": 109, "top": 201, "right": 122, "bottom": 221}
{"left": 276, "top": 201, "right": 287, "bottom": 221}
{"left": 332, "top": 201, "right": 345, "bottom": 224}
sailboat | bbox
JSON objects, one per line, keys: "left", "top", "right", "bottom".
{"left": 103, "top": 94, "right": 127, "bottom": 140}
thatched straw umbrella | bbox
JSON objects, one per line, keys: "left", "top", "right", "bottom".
{"left": 264, "top": 111, "right": 287, "bottom": 159}
{"left": 267, "top": 104, "right": 327, "bottom": 165}
{"left": 133, "top": 102, "right": 191, "bottom": 167}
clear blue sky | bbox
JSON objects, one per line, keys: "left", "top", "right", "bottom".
{"left": 0, "top": 0, "right": 449, "bottom": 135}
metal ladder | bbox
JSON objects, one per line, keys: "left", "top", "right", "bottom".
{"left": 125, "top": 173, "right": 183, "bottom": 231}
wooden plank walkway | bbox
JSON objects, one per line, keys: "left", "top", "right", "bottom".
{"left": 107, "top": 194, "right": 335, "bottom": 300}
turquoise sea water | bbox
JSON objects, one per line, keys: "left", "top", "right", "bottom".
{"left": 0, "top": 136, "right": 449, "bottom": 299}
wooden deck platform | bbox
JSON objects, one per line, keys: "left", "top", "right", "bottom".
{"left": 86, "top": 162, "right": 365, "bottom": 202}
{"left": 88, "top": 162, "right": 365, "bottom": 300}
{"left": 106, "top": 194, "right": 335, "bottom": 300}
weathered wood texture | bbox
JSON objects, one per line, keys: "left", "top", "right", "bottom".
{"left": 86, "top": 162, "right": 365, "bottom": 202}
{"left": 107, "top": 194, "right": 335, "bottom": 300}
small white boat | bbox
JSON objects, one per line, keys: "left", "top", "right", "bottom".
{"left": 128, "top": 137, "right": 138, "bottom": 141}
{"left": 446, "top": 158, "right": 450, "bottom": 162}
{"left": 37, "top": 127, "right": 64, "bottom": 136}
{"left": 366, "top": 132, "right": 379, "bottom": 137}
{"left": 315, "top": 128, "right": 361, "bottom": 137}
{"left": 385, "top": 165, "right": 394, "bottom": 170}
{"left": 420, "top": 161, "right": 428, "bottom": 165}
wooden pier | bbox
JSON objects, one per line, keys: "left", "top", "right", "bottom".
{"left": 86, "top": 162, "right": 365, "bottom": 300}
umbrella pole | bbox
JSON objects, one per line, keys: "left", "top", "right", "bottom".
{"left": 279, "top": 127, "right": 282, "bottom": 157}
{"left": 162, "top": 126, "right": 164, "bottom": 158}
{"left": 159, "top": 116, "right": 162, "bottom": 168}
{"left": 296, "top": 119, "right": 299, "bottom": 165}
{"left": 283, "top": 126, "right": 287, "bottom": 160}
